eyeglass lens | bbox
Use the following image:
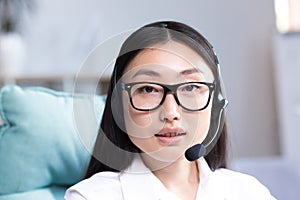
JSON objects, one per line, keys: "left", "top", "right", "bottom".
{"left": 129, "top": 82, "right": 211, "bottom": 110}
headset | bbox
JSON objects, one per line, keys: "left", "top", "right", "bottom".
{"left": 185, "top": 50, "right": 228, "bottom": 161}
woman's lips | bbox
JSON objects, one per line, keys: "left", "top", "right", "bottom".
{"left": 154, "top": 127, "right": 186, "bottom": 145}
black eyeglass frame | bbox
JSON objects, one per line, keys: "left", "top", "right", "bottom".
{"left": 121, "top": 81, "right": 215, "bottom": 111}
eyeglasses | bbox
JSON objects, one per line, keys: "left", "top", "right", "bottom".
{"left": 121, "top": 81, "right": 215, "bottom": 111}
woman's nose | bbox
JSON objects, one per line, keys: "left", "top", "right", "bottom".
{"left": 160, "top": 93, "right": 181, "bottom": 122}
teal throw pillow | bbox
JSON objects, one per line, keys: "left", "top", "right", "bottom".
{"left": 0, "top": 85, "right": 105, "bottom": 194}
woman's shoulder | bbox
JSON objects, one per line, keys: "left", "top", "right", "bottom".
{"left": 212, "top": 168, "right": 276, "bottom": 199}
{"left": 64, "top": 171, "right": 123, "bottom": 200}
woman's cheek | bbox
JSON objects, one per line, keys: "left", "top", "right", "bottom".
{"left": 183, "top": 110, "right": 211, "bottom": 144}
{"left": 123, "top": 97, "right": 157, "bottom": 139}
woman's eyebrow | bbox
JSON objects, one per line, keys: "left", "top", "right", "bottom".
{"left": 132, "top": 69, "right": 161, "bottom": 78}
{"left": 180, "top": 68, "right": 203, "bottom": 76}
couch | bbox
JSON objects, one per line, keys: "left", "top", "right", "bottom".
{"left": 0, "top": 85, "right": 106, "bottom": 200}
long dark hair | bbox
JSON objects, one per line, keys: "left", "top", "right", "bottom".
{"left": 85, "top": 21, "right": 228, "bottom": 179}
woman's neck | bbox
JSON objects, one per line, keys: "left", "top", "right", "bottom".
{"left": 141, "top": 154, "right": 200, "bottom": 200}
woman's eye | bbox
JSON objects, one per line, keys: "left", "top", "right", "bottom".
{"left": 183, "top": 85, "right": 199, "bottom": 92}
{"left": 139, "top": 86, "right": 157, "bottom": 93}
{"left": 143, "top": 86, "right": 155, "bottom": 93}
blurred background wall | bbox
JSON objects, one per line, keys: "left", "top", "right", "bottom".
{"left": 2, "top": 0, "right": 300, "bottom": 198}
{"left": 3, "top": 0, "right": 279, "bottom": 159}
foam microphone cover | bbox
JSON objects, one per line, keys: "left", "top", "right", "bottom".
{"left": 185, "top": 144, "right": 206, "bottom": 161}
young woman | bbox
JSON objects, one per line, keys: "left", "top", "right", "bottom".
{"left": 65, "top": 21, "right": 275, "bottom": 200}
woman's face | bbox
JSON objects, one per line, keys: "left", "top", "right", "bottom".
{"left": 120, "top": 41, "right": 214, "bottom": 164}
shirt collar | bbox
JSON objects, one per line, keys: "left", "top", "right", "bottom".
{"left": 119, "top": 155, "right": 222, "bottom": 200}
{"left": 198, "top": 157, "right": 213, "bottom": 185}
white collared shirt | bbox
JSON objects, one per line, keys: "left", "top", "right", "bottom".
{"left": 64, "top": 156, "right": 276, "bottom": 200}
